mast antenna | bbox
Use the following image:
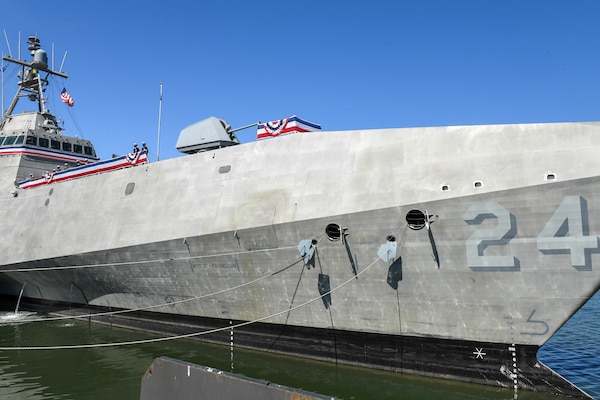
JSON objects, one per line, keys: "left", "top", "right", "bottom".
{"left": 157, "top": 82, "right": 163, "bottom": 161}
{"left": 2, "top": 31, "right": 11, "bottom": 118}
{"left": 1, "top": 52, "right": 4, "bottom": 118}
{"left": 3, "top": 30, "right": 12, "bottom": 58}
{"left": 59, "top": 51, "right": 67, "bottom": 73}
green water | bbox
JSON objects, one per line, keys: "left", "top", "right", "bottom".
{"left": 0, "top": 312, "right": 571, "bottom": 400}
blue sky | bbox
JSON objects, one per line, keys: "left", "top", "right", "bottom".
{"left": 2, "top": 1, "right": 600, "bottom": 160}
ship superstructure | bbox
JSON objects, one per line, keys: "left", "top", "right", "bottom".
{"left": 0, "top": 37, "right": 98, "bottom": 187}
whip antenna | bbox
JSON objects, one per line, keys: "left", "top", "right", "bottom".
{"left": 3, "top": 30, "right": 12, "bottom": 58}
{"left": 157, "top": 82, "right": 163, "bottom": 161}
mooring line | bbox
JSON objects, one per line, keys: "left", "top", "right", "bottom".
{"left": 5, "top": 233, "right": 328, "bottom": 323}
{"left": 5, "top": 257, "right": 306, "bottom": 324}
{"left": 0, "top": 242, "right": 311, "bottom": 274}
{"left": 0, "top": 255, "right": 381, "bottom": 351}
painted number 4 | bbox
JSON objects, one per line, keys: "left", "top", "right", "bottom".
{"left": 464, "top": 196, "right": 599, "bottom": 270}
{"left": 537, "top": 196, "right": 599, "bottom": 269}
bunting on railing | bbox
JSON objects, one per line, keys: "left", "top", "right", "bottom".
{"left": 18, "top": 151, "right": 148, "bottom": 189}
{"left": 257, "top": 115, "right": 321, "bottom": 140}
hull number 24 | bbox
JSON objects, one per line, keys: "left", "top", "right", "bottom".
{"left": 463, "top": 196, "right": 599, "bottom": 270}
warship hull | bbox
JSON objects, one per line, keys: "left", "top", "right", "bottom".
{"left": 1, "top": 121, "right": 599, "bottom": 397}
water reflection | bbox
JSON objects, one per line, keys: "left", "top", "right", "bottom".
{"left": 539, "top": 291, "right": 600, "bottom": 399}
{"left": 0, "top": 307, "right": 596, "bottom": 400}
{"left": 0, "top": 311, "right": 40, "bottom": 324}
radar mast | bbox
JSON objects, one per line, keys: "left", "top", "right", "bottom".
{"left": 2, "top": 36, "right": 68, "bottom": 117}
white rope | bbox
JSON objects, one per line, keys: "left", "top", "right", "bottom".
{"left": 14, "top": 257, "right": 305, "bottom": 324}
{"left": 0, "top": 245, "right": 287, "bottom": 273}
{"left": 1, "top": 235, "right": 328, "bottom": 323}
{"left": 0, "top": 255, "right": 381, "bottom": 351}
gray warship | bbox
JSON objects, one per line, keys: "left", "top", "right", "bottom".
{"left": 0, "top": 37, "right": 598, "bottom": 398}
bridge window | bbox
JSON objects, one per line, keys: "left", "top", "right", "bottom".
{"left": 38, "top": 138, "right": 49, "bottom": 148}
{"left": 15, "top": 136, "right": 24, "bottom": 145}
{"left": 62, "top": 142, "right": 72, "bottom": 152}
{"left": 26, "top": 136, "right": 37, "bottom": 145}
{"left": 73, "top": 144, "right": 82, "bottom": 154}
{"left": 84, "top": 146, "right": 94, "bottom": 156}
{"left": 50, "top": 140, "right": 61, "bottom": 150}
{"left": 0, "top": 137, "right": 5, "bottom": 146}
{"left": 4, "top": 136, "right": 16, "bottom": 145}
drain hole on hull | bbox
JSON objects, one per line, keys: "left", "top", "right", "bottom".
{"left": 406, "top": 209, "right": 426, "bottom": 230}
{"left": 325, "top": 223, "right": 342, "bottom": 241}
{"left": 386, "top": 235, "right": 396, "bottom": 242}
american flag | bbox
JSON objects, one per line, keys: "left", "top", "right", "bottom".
{"left": 60, "top": 88, "right": 74, "bottom": 107}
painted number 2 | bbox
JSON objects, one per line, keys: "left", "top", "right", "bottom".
{"left": 464, "top": 196, "right": 599, "bottom": 271}
{"left": 463, "top": 202, "right": 518, "bottom": 270}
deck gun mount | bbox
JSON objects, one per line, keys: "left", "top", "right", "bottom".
{"left": 176, "top": 117, "right": 240, "bottom": 154}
